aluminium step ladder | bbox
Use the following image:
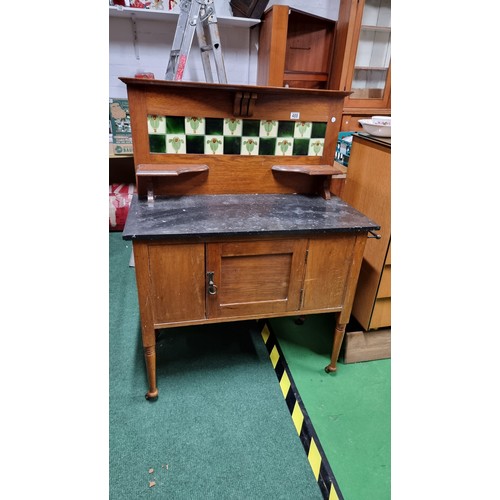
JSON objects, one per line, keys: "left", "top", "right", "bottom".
{"left": 165, "top": 0, "right": 227, "bottom": 83}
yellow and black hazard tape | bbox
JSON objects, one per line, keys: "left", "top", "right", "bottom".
{"left": 258, "top": 320, "right": 344, "bottom": 500}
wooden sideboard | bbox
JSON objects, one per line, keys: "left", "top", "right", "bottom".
{"left": 120, "top": 78, "right": 379, "bottom": 399}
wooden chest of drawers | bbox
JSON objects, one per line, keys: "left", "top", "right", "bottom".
{"left": 341, "top": 133, "right": 391, "bottom": 331}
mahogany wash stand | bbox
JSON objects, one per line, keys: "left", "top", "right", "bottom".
{"left": 121, "top": 78, "right": 380, "bottom": 400}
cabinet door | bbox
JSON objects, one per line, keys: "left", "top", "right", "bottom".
{"left": 206, "top": 239, "right": 307, "bottom": 319}
{"left": 301, "top": 235, "right": 357, "bottom": 311}
{"left": 148, "top": 242, "right": 206, "bottom": 324}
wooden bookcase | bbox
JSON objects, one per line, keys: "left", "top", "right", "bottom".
{"left": 256, "top": 5, "right": 336, "bottom": 89}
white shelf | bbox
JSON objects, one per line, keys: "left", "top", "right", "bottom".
{"left": 360, "top": 25, "right": 391, "bottom": 32}
{"left": 109, "top": 6, "right": 260, "bottom": 27}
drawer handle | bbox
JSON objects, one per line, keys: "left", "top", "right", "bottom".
{"left": 207, "top": 272, "right": 218, "bottom": 296}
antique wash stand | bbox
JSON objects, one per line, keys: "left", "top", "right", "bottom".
{"left": 121, "top": 78, "right": 379, "bottom": 400}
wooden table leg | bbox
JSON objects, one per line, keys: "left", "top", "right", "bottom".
{"left": 143, "top": 344, "right": 159, "bottom": 400}
{"left": 134, "top": 242, "right": 159, "bottom": 400}
{"left": 325, "top": 317, "right": 346, "bottom": 373}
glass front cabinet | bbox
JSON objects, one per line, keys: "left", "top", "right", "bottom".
{"left": 331, "top": 0, "right": 391, "bottom": 114}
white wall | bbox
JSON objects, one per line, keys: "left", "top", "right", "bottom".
{"left": 266, "top": 0, "right": 339, "bottom": 21}
{"left": 109, "top": 16, "right": 259, "bottom": 98}
{"left": 109, "top": 0, "right": 340, "bottom": 98}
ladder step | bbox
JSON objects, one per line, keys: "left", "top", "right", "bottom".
{"left": 165, "top": 0, "right": 226, "bottom": 84}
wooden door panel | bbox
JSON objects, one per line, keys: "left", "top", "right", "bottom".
{"left": 148, "top": 243, "right": 206, "bottom": 324}
{"left": 207, "top": 239, "right": 307, "bottom": 318}
{"left": 220, "top": 253, "right": 293, "bottom": 303}
{"left": 302, "top": 235, "right": 355, "bottom": 310}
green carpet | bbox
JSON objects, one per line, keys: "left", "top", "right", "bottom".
{"left": 269, "top": 316, "right": 391, "bottom": 500}
{"left": 109, "top": 233, "right": 323, "bottom": 499}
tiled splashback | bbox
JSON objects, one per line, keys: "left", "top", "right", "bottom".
{"left": 148, "top": 116, "right": 327, "bottom": 156}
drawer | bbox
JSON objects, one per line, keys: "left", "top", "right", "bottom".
{"left": 377, "top": 265, "right": 391, "bottom": 298}
{"left": 385, "top": 241, "right": 391, "bottom": 265}
{"left": 370, "top": 297, "right": 391, "bottom": 329}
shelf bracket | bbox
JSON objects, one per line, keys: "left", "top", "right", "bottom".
{"left": 130, "top": 14, "right": 140, "bottom": 61}
{"left": 321, "top": 178, "right": 331, "bottom": 200}
{"left": 233, "top": 91, "right": 257, "bottom": 117}
{"left": 147, "top": 178, "right": 154, "bottom": 204}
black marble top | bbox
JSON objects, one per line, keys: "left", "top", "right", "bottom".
{"left": 122, "top": 194, "right": 380, "bottom": 241}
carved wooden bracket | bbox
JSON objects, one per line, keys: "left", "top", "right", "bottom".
{"left": 233, "top": 91, "right": 258, "bottom": 117}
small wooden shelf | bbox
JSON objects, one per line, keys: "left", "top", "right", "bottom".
{"left": 272, "top": 164, "right": 346, "bottom": 200}
{"left": 272, "top": 164, "right": 345, "bottom": 176}
{"left": 137, "top": 163, "right": 209, "bottom": 176}
{"left": 136, "top": 164, "right": 209, "bottom": 199}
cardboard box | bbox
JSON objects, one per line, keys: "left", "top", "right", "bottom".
{"left": 109, "top": 98, "right": 133, "bottom": 155}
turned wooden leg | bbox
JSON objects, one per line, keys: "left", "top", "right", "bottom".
{"left": 144, "top": 345, "right": 159, "bottom": 400}
{"left": 325, "top": 320, "right": 346, "bottom": 373}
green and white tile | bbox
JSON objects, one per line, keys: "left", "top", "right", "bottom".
{"left": 149, "top": 134, "right": 167, "bottom": 153}
{"left": 166, "top": 116, "right": 186, "bottom": 134}
{"left": 308, "top": 139, "right": 324, "bottom": 156}
{"left": 205, "top": 135, "right": 224, "bottom": 154}
{"left": 148, "top": 115, "right": 166, "bottom": 134}
{"left": 166, "top": 134, "right": 186, "bottom": 154}
{"left": 241, "top": 137, "right": 260, "bottom": 155}
{"left": 223, "top": 118, "right": 243, "bottom": 136}
{"left": 147, "top": 114, "right": 328, "bottom": 157}
{"left": 311, "top": 121, "right": 327, "bottom": 139}
{"left": 186, "top": 135, "right": 205, "bottom": 154}
{"left": 276, "top": 138, "right": 294, "bottom": 156}
{"left": 294, "top": 121, "right": 313, "bottom": 139}
{"left": 185, "top": 117, "right": 205, "bottom": 135}
{"left": 277, "top": 121, "right": 295, "bottom": 137}
{"left": 259, "top": 120, "right": 279, "bottom": 138}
